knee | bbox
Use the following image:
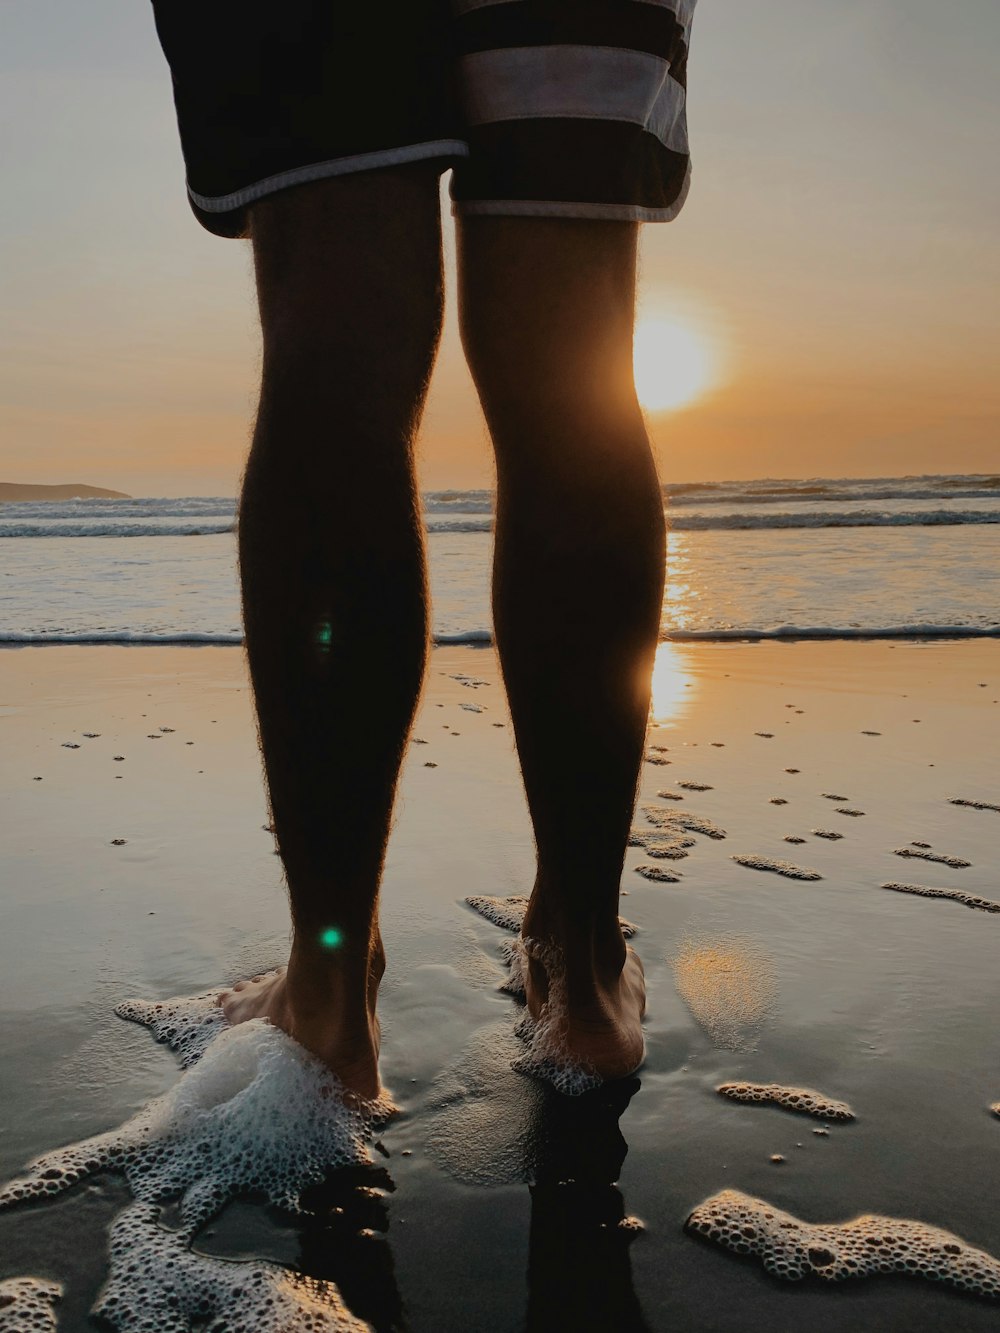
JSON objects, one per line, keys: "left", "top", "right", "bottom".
{"left": 251, "top": 171, "right": 445, "bottom": 422}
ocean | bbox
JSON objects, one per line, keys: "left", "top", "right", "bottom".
{"left": 1, "top": 474, "right": 998, "bottom": 644}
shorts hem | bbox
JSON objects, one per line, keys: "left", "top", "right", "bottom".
{"left": 188, "top": 140, "right": 470, "bottom": 215}
{"left": 452, "top": 197, "right": 683, "bottom": 223}
{"left": 452, "top": 163, "right": 692, "bottom": 223}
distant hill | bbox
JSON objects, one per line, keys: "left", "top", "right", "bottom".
{"left": 0, "top": 482, "right": 131, "bottom": 502}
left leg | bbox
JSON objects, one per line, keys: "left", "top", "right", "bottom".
{"left": 219, "top": 166, "right": 444, "bottom": 1100}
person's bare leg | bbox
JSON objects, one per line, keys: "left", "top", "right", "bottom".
{"left": 219, "top": 167, "right": 444, "bottom": 1100}
{"left": 458, "top": 218, "right": 663, "bottom": 1081}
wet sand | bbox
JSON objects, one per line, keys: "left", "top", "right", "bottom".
{"left": 0, "top": 640, "right": 998, "bottom": 1330}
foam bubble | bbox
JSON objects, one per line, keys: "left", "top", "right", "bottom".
{"left": 510, "top": 939, "right": 602, "bottom": 1097}
{"left": 643, "top": 750, "right": 670, "bottom": 765}
{"left": 644, "top": 839, "right": 693, "bottom": 859}
{"left": 881, "top": 882, "right": 1000, "bottom": 914}
{"left": 835, "top": 808, "right": 866, "bottom": 817}
{"left": 635, "top": 864, "right": 682, "bottom": 883}
{"left": 821, "top": 793, "right": 848, "bottom": 801}
{"left": 783, "top": 836, "right": 806, "bottom": 845}
{"left": 677, "top": 781, "right": 713, "bottom": 791}
{"left": 463, "top": 905, "right": 630, "bottom": 1097}
{"left": 655, "top": 789, "right": 685, "bottom": 801}
{"left": 893, "top": 848, "right": 972, "bottom": 869}
{"left": 0, "top": 1278, "right": 61, "bottom": 1331}
{"left": 464, "top": 893, "right": 530, "bottom": 933}
{"left": 630, "top": 827, "right": 695, "bottom": 859}
{"left": 0, "top": 1010, "right": 393, "bottom": 1228}
{"left": 716, "top": 1082, "right": 854, "bottom": 1121}
{"left": 811, "top": 829, "right": 843, "bottom": 841}
{"left": 465, "top": 895, "right": 636, "bottom": 939}
{"left": 732, "top": 855, "right": 822, "bottom": 881}
{"left": 114, "top": 990, "right": 227, "bottom": 1068}
{"left": 672, "top": 935, "right": 778, "bottom": 1052}
{"left": 93, "top": 1202, "right": 367, "bottom": 1331}
{"left": 949, "top": 798, "right": 1000, "bottom": 813}
{"left": 641, "top": 806, "right": 726, "bottom": 840}
{"left": 686, "top": 1189, "right": 1000, "bottom": 1297}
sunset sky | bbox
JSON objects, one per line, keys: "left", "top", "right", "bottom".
{"left": 3, "top": 0, "right": 998, "bottom": 497}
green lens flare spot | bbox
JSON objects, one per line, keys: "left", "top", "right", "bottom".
{"left": 314, "top": 620, "right": 333, "bottom": 653}
{"left": 319, "top": 927, "right": 344, "bottom": 950}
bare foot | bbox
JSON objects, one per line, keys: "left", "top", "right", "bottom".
{"left": 218, "top": 945, "right": 383, "bottom": 1102}
{"left": 522, "top": 940, "right": 646, "bottom": 1084}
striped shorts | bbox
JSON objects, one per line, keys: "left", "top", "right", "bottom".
{"left": 151, "top": 0, "right": 695, "bottom": 239}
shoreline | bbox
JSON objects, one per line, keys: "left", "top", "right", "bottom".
{"left": 2, "top": 626, "right": 999, "bottom": 648}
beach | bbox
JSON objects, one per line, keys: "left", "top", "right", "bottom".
{"left": 1, "top": 638, "right": 998, "bottom": 1330}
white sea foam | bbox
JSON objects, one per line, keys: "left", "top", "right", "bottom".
{"left": 716, "top": 1081, "right": 855, "bottom": 1121}
{"left": 0, "top": 1278, "right": 61, "bottom": 1331}
{"left": 732, "top": 855, "right": 822, "bottom": 881}
{"left": 641, "top": 806, "right": 727, "bottom": 839}
{"left": 881, "top": 882, "right": 1000, "bottom": 914}
{"left": 687, "top": 1189, "right": 1000, "bottom": 1297}
{"left": 464, "top": 898, "right": 635, "bottom": 1096}
{"left": 893, "top": 847, "right": 971, "bottom": 869}
{"left": 509, "top": 939, "right": 603, "bottom": 1098}
{"left": 949, "top": 797, "right": 1000, "bottom": 813}
{"left": 635, "top": 864, "right": 683, "bottom": 883}
{"left": 0, "top": 1004, "right": 394, "bottom": 1229}
{"left": 93, "top": 1202, "right": 368, "bottom": 1331}
{"left": 465, "top": 895, "right": 636, "bottom": 939}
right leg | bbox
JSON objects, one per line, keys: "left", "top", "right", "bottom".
{"left": 458, "top": 217, "right": 664, "bottom": 1082}
{"left": 220, "top": 166, "right": 444, "bottom": 1100}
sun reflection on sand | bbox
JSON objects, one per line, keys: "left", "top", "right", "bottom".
{"left": 650, "top": 642, "right": 697, "bottom": 725}
{"left": 661, "top": 531, "right": 698, "bottom": 635}
{"left": 672, "top": 935, "right": 779, "bottom": 1052}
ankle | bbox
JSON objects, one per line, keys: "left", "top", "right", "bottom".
{"left": 521, "top": 900, "right": 626, "bottom": 995}
{"left": 287, "top": 930, "right": 385, "bottom": 999}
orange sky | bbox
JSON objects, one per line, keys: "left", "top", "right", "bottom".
{"left": 2, "top": 0, "right": 998, "bottom": 497}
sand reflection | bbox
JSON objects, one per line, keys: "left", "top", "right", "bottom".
{"left": 672, "top": 934, "right": 778, "bottom": 1052}
{"left": 649, "top": 641, "right": 697, "bottom": 724}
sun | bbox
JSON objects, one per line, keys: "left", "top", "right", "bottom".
{"left": 633, "top": 314, "right": 716, "bottom": 412}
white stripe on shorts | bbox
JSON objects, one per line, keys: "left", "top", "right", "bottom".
{"left": 459, "top": 46, "right": 688, "bottom": 154}
{"left": 187, "top": 140, "right": 469, "bottom": 213}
